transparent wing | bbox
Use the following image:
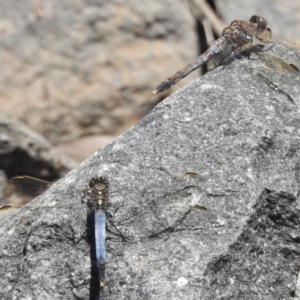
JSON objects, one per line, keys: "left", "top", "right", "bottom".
{"left": 6, "top": 176, "right": 51, "bottom": 199}
{"left": 0, "top": 205, "right": 20, "bottom": 220}
{"left": 255, "top": 51, "right": 299, "bottom": 72}
{"left": 255, "top": 28, "right": 300, "bottom": 51}
{"left": 1, "top": 175, "right": 208, "bottom": 216}
{"left": 222, "top": 28, "right": 300, "bottom": 74}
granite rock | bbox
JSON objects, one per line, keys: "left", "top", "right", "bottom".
{"left": 0, "top": 44, "right": 300, "bottom": 300}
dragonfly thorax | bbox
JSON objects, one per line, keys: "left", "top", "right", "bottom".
{"left": 223, "top": 20, "right": 254, "bottom": 46}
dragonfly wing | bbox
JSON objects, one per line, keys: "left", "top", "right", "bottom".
{"left": 0, "top": 205, "right": 19, "bottom": 221}
{"left": 9, "top": 176, "right": 51, "bottom": 197}
{"left": 220, "top": 36, "right": 299, "bottom": 74}
{"left": 256, "top": 51, "right": 299, "bottom": 73}
{"left": 5, "top": 176, "right": 52, "bottom": 205}
{"left": 255, "top": 28, "right": 300, "bottom": 51}
{"left": 254, "top": 27, "right": 273, "bottom": 45}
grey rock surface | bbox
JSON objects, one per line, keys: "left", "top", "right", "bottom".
{"left": 0, "top": 112, "right": 76, "bottom": 179}
{"left": 0, "top": 45, "right": 300, "bottom": 299}
{"left": 0, "top": 112, "right": 77, "bottom": 206}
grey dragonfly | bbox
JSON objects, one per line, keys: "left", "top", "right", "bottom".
{"left": 152, "top": 15, "right": 300, "bottom": 94}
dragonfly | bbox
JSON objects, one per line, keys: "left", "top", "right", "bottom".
{"left": 81, "top": 176, "right": 109, "bottom": 289}
{"left": 152, "top": 15, "right": 300, "bottom": 94}
{"left": 0, "top": 174, "right": 208, "bottom": 292}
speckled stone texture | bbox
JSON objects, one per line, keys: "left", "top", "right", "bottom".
{"left": 0, "top": 44, "right": 299, "bottom": 300}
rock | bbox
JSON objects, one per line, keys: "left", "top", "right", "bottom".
{"left": 0, "top": 112, "right": 77, "bottom": 206}
{"left": 0, "top": 112, "right": 76, "bottom": 178}
{"left": 0, "top": 44, "right": 299, "bottom": 299}
{"left": 54, "top": 116, "right": 139, "bottom": 162}
{"left": 0, "top": 0, "right": 197, "bottom": 144}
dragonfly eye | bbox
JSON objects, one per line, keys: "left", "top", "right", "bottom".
{"left": 89, "top": 177, "right": 109, "bottom": 189}
{"left": 89, "top": 177, "right": 99, "bottom": 188}
{"left": 249, "top": 15, "right": 268, "bottom": 30}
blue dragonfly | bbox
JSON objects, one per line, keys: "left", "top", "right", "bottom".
{"left": 1, "top": 174, "right": 208, "bottom": 293}
{"left": 3, "top": 175, "right": 118, "bottom": 289}
{"left": 81, "top": 176, "right": 109, "bottom": 289}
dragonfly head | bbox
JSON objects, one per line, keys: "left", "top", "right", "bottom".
{"left": 89, "top": 177, "right": 110, "bottom": 191}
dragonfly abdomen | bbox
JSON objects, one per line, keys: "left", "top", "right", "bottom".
{"left": 152, "top": 36, "right": 227, "bottom": 95}
{"left": 95, "top": 210, "right": 106, "bottom": 288}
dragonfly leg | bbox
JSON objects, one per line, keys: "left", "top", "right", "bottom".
{"left": 106, "top": 212, "right": 131, "bottom": 242}
{"left": 148, "top": 208, "right": 192, "bottom": 239}
{"left": 256, "top": 73, "right": 295, "bottom": 105}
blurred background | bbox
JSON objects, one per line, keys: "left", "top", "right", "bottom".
{"left": 0, "top": 0, "right": 299, "bottom": 205}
